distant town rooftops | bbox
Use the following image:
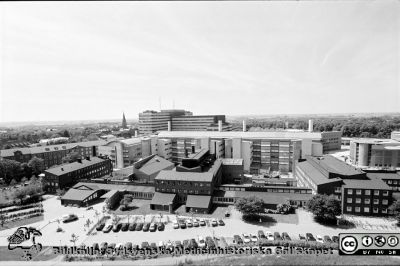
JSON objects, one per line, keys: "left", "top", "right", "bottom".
{"left": 44, "top": 157, "right": 108, "bottom": 176}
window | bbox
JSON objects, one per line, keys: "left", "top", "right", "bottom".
{"left": 365, "top": 190, "right": 370, "bottom": 195}
{"left": 373, "top": 208, "right": 378, "bottom": 213}
{"left": 334, "top": 187, "right": 341, "bottom": 193}
{"left": 356, "top": 198, "right": 361, "bottom": 204}
{"left": 383, "top": 191, "right": 389, "bottom": 196}
{"left": 364, "top": 199, "right": 370, "bottom": 204}
{"left": 382, "top": 208, "right": 387, "bottom": 214}
{"left": 356, "top": 189, "right": 362, "bottom": 195}
{"left": 364, "top": 207, "right": 370, "bottom": 213}
{"left": 347, "top": 198, "right": 352, "bottom": 203}
{"left": 382, "top": 200, "right": 388, "bottom": 205}
{"left": 355, "top": 207, "right": 360, "bottom": 213}
{"left": 347, "top": 189, "right": 353, "bottom": 195}
{"left": 373, "top": 199, "right": 379, "bottom": 204}
{"left": 346, "top": 206, "right": 352, "bottom": 212}
{"left": 374, "top": 190, "right": 379, "bottom": 196}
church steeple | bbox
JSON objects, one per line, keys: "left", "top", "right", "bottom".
{"left": 122, "top": 112, "right": 127, "bottom": 129}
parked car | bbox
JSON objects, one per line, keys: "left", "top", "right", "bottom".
{"left": 108, "top": 243, "right": 116, "bottom": 250}
{"left": 205, "top": 236, "right": 216, "bottom": 248}
{"left": 282, "top": 232, "right": 291, "bottom": 241}
{"left": 158, "top": 241, "right": 164, "bottom": 248}
{"left": 121, "top": 223, "right": 129, "bottom": 232}
{"left": 157, "top": 222, "right": 165, "bottom": 231}
{"left": 233, "top": 235, "right": 244, "bottom": 245}
{"left": 132, "top": 244, "right": 139, "bottom": 250}
{"left": 103, "top": 224, "right": 113, "bottom": 233}
{"left": 242, "top": 233, "right": 251, "bottom": 243}
{"left": 298, "top": 234, "right": 306, "bottom": 241}
{"left": 141, "top": 242, "right": 150, "bottom": 249}
{"left": 198, "top": 236, "right": 206, "bottom": 248}
{"left": 165, "top": 240, "right": 173, "bottom": 251}
{"left": 62, "top": 214, "right": 78, "bottom": 223}
{"left": 92, "top": 243, "right": 99, "bottom": 250}
{"left": 316, "top": 235, "right": 324, "bottom": 243}
{"left": 225, "top": 211, "right": 230, "bottom": 217}
{"left": 173, "top": 240, "right": 182, "bottom": 249}
{"left": 211, "top": 219, "right": 218, "bottom": 227}
{"left": 86, "top": 206, "right": 93, "bottom": 210}
{"left": 128, "top": 223, "right": 136, "bottom": 231}
{"left": 199, "top": 219, "right": 206, "bottom": 226}
{"left": 250, "top": 234, "right": 258, "bottom": 242}
{"left": 306, "top": 233, "right": 316, "bottom": 241}
{"left": 149, "top": 223, "right": 157, "bottom": 232}
{"left": 173, "top": 221, "right": 179, "bottom": 229}
{"left": 179, "top": 222, "right": 186, "bottom": 229}
{"left": 218, "top": 220, "right": 225, "bottom": 226}
{"left": 183, "top": 240, "right": 190, "bottom": 249}
{"left": 193, "top": 221, "right": 199, "bottom": 227}
{"left": 186, "top": 220, "right": 193, "bottom": 228}
{"left": 274, "top": 232, "right": 282, "bottom": 240}
{"left": 258, "top": 230, "right": 266, "bottom": 239}
{"left": 100, "top": 242, "right": 108, "bottom": 252}
{"left": 112, "top": 223, "right": 122, "bottom": 233}
{"left": 142, "top": 223, "right": 150, "bottom": 232}
{"left": 332, "top": 236, "right": 339, "bottom": 243}
{"left": 124, "top": 242, "right": 132, "bottom": 250}
{"left": 265, "top": 231, "right": 274, "bottom": 241}
{"left": 323, "top": 235, "right": 332, "bottom": 243}
{"left": 190, "top": 238, "right": 198, "bottom": 248}
{"left": 150, "top": 242, "right": 157, "bottom": 249}
{"left": 116, "top": 243, "right": 123, "bottom": 250}
{"left": 96, "top": 223, "right": 105, "bottom": 231}
{"left": 135, "top": 223, "right": 143, "bottom": 231}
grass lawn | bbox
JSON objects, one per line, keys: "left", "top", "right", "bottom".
{"left": 0, "top": 215, "right": 44, "bottom": 231}
{"left": 189, "top": 254, "right": 400, "bottom": 265}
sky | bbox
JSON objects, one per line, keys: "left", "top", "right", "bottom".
{"left": 0, "top": 1, "right": 399, "bottom": 122}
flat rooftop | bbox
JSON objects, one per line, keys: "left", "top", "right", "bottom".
{"left": 351, "top": 138, "right": 400, "bottom": 145}
{"left": 45, "top": 157, "right": 107, "bottom": 176}
{"left": 297, "top": 161, "right": 343, "bottom": 185}
{"left": 221, "top": 158, "right": 244, "bottom": 165}
{"left": 342, "top": 178, "right": 391, "bottom": 190}
{"left": 155, "top": 170, "right": 214, "bottom": 183}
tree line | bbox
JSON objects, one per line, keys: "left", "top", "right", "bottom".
{"left": 231, "top": 115, "right": 400, "bottom": 138}
{"left": 0, "top": 157, "right": 45, "bottom": 185}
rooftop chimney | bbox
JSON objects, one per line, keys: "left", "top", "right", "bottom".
{"left": 167, "top": 121, "right": 172, "bottom": 131}
{"left": 218, "top": 120, "right": 222, "bottom": 132}
{"left": 242, "top": 120, "right": 246, "bottom": 132}
{"left": 308, "top": 119, "right": 313, "bottom": 133}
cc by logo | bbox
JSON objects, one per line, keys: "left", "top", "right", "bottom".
{"left": 341, "top": 236, "right": 358, "bottom": 253}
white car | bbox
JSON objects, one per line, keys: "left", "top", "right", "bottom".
{"left": 250, "top": 234, "right": 258, "bottom": 242}
{"left": 198, "top": 236, "right": 206, "bottom": 248}
{"left": 316, "top": 235, "right": 324, "bottom": 243}
{"left": 242, "top": 233, "right": 251, "bottom": 243}
{"left": 158, "top": 241, "right": 164, "bottom": 248}
{"left": 186, "top": 219, "right": 193, "bottom": 227}
{"left": 173, "top": 221, "right": 179, "bottom": 229}
{"left": 116, "top": 243, "right": 123, "bottom": 249}
{"left": 265, "top": 231, "right": 274, "bottom": 241}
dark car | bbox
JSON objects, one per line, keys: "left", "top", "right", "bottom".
{"left": 141, "top": 242, "right": 150, "bottom": 249}
{"left": 157, "top": 222, "right": 165, "bottom": 231}
{"left": 211, "top": 219, "right": 218, "bottom": 227}
{"left": 112, "top": 223, "right": 122, "bottom": 233}
{"left": 135, "top": 223, "right": 143, "bottom": 231}
{"left": 150, "top": 242, "right": 157, "bottom": 249}
{"left": 103, "top": 224, "right": 113, "bottom": 233}
{"left": 199, "top": 220, "right": 206, "bottom": 226}
{"left": 298, "top": 234, "right": 306, "bottom": 241}
{"left": 100, "top": 242, "right": 108, "bottom": 253}
{"left": 179, "top": 222, "right": 186, "bottom": 229}
{"left": 332, "top": 236, "right": 339, "bottom": 243}
{"left": 218, "top": 220, "right": 225, "bottom": 226}
{"left": 233, "top": 235, "right": 243, "bottom": 245}
{"left": 282, "top": 232, "right": 291, "bottom": 241}
{"left": 190, "top": 239, "right": 198, "bottom": 249}
{"left": 96, "top": 223, "right": 105, "bottom": 231}
{"left": 205, "top": 236, "right": 216, "bottom": 248}
{"left": 63, "top": 214, "right": 78, "bottom": 223}
{"left": 128, "top": 223, "right": 136, "bottom": 231}
{"left": 108, "top": 243, "right": 116, "bottom": 250}
{"left": 132, "top": 244, "right": 139, "bottom": 250}
{"left": 121, "top": 223, "right": 129, "bottom": 232}
{"left": 173, "top": 240, "right": 183, "bottom": 249}
{"left": 149, "top": 223, "right": 157, "bottom": 232}
{"left": 258, "top": 230, "right": 266, "bottom": 239}
{"left": 306, "top": 233, "right": 316, "bottom": 241}
{"left": 142, "top": 223, "right": 150, "bottom": 232}
{"left": 274, "top": 232, "right": 282, "bottom": 240}
{"left": 193, "top": 221, "right": 199, "bottom": 227}
{"left": 323, "top": 235, "right": 332, "bottom": 243}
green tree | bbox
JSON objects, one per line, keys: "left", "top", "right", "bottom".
{"left": 28, "top": 157, "right": 45, "bottom": 176}
{"left": 234, "top": 196, "right": 265, "bottom": 220}
{"left": 9, "top": 179, "right": 17, "bottom": 186}
{"left": 62, "top": 130, "right": 70, "bottom": 138}
{"left": 389, "top": 200, "right": 400, "bottom": 226}
{"left": 21, "top": 163, "right": 33, "bottom": 179}
{"left": 306, "top": 194, "right": 341, "bottom": 223}
{"left": 0, "top": 159, "right": 23, "bottom": 184}
{"left": 13, "top": 189, "right": 25, "bottom": 205}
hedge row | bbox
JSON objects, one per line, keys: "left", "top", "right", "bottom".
{"left": 6, "top": 213, "right": 43, "bottom": 223}
{"left": 1, "top": 203, "right": 43, "bottom": 214}
{"left": 5, "top": 208, "right": 44, "bottom": 220}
